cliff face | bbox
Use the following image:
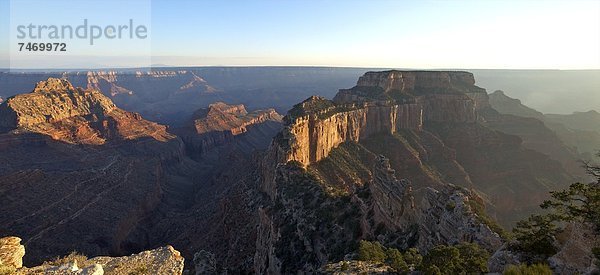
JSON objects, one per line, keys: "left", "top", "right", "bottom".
{"left": 351, "top": 70, "right": 484, "bottom": 95}
{"left": 282, "top": 96, "right": 422, "bottom": 167}
{"left": 282, "top": 71, "right": 486, "bottom": 168}
{"left": 252, "top": 70, "right": 579, "bottom": 272}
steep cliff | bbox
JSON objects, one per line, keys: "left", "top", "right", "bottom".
{"left": 280, "top": 71, "right": 489, "bottom": 168}
{"left": 280, "top": 96, "right": 422, "bottom": 167}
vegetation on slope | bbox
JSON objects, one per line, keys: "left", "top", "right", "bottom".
{"left": 356, "top": 240, "right": 489, "bottom": 274}
{"left": 511, "top": 161, "right": 600, "bottom": 263}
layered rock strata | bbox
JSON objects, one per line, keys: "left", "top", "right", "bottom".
{"left": 0, "top": 78, "right": 173, "bottom": 144}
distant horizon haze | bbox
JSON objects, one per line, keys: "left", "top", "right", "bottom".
{"left": 0, "top": 0, "right": 599, "bottom": 70}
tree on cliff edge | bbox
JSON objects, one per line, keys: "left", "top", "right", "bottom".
{"left": 512, "top": 160, "right": 600, "bottom": 261}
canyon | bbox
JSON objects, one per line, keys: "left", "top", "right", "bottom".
{"left": 0, "top": 70, "right": 596, "bottom": 273}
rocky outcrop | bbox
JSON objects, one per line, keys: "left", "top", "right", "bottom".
{"left": 370, "top": 156, "right": 501, "bottom": 251}
{"left": 177, "top": 102, "right": 283, "bottom": 158}
{"left": 548, "top": 223, "right": 599, "bottom": 274}
{"left": 416, "top": 187, "right": 502, "bottom": 252}
{"left": 488, "top": 90, "right": 544, "bottom": 120}
{"left": 0, "top": 79, "right": 194, "bottom": 266}
{"left": 191, "top": 102, "right": 282, "bottom": 136}
{"left": 370, "top": 156, "right": 416, "bottom": 229}
{"left": 0, "top": 237, "right": 25, "bottom": 269}
{"left": 0, "top": 78, "right": 174, "bottom": 144}
{"left": 9, "top": 240, "right": 184, "bottom": 275}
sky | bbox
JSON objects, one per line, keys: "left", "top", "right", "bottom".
{"left": 0, "top": 0, "right": 599, "bottom": 69}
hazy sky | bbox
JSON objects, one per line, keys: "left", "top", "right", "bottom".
{"left": 1, "top": 0, "right": 599, "bottom": 69}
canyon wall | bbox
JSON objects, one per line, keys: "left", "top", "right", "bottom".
{"left": 280, "top": 71, "right": 487, "bottom": 167}
{"left": 282, "top": 100, "right": 422, "bottom": 167}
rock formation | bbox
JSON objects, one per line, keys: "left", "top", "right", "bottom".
{"left": 280, "top": 71, "right": 489, "bottom": 168}
{"left": 0, "top": 78, "right": 174, "bottom": 144}
{"left": 1, "top": 236, "right": 184, "bottom": 275}
{"left": 281, "top": 96, "right": 422, "bottom": 167}
{"left": 175, "top": 102, "right": 282, "bottom": 158}
{"left": 0, "top": 237, "right": 25, "bottom": 270}
{"left": 252, "top": 70, "right": 577, "bottom": 272}
{"left": 0, "top": 79, "right": 189, "bottom": 266}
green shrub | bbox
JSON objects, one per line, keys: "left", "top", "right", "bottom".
{"left": 512, "top": 214, "right": 559, "bottom": 257}
{"left": 358, "top": 240, "right": 386, "bottom": 263}
{"left": 386, "top": 248, "right": 408, "bottom": 273}
{"left": 593, "top": 246, "right": 600, "bottom": 263}
{"left": 403, "top": 247, "right": 422, "bottom": 269}
{"left": 421, "top": 242, "right": 489, "bottom": 274}
{"left": 503, "top": 263, "right": 553, "bottom": 275}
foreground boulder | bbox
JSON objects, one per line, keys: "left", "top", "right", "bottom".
{"left": 0, "top": 236, "right": 184, "bottom": 275}
{"left": 0, "top": 237, "right": 25, "bottom": 269}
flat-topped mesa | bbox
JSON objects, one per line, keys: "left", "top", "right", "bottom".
{"left": 335, "top": 70, "right": 489, "bottom": 121}
{"left": 0, "top": 78, "right": 174, "bottom": 144}
{"left": 337, "top": 70, "right": 485, "bottom": 98}
{"left": 276, "top": 70, "right": 491, "bottom": 168}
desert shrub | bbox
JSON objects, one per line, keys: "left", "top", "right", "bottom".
{"left": 43, "top": 251, "right": 88, "bottom": 267}
{"left": 503, "top": 263, "right": 552, "bottom": 275}
{"left": 511, "top": 162, "right": 600, "bottom": 261}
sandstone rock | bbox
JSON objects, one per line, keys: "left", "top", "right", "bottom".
{"left": 88, "top": 246, "right": 184, "bottom": 275}
{"left": 0, "top": 236, "right": 25, "bottom": 269}
{"left": 281, "top": 71, "right": 489, "bottom": 168}
{"left": 16, "top": 246, "right": 182, "bottom": 275}
{"left": 281, "top": 97, "right": 422, "bottom": 167}
{"left": 191, "top": 102, "right": 281, "bottom": 135}
{"left": 0, "top": 78, "right": 174, "bottom": 144}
